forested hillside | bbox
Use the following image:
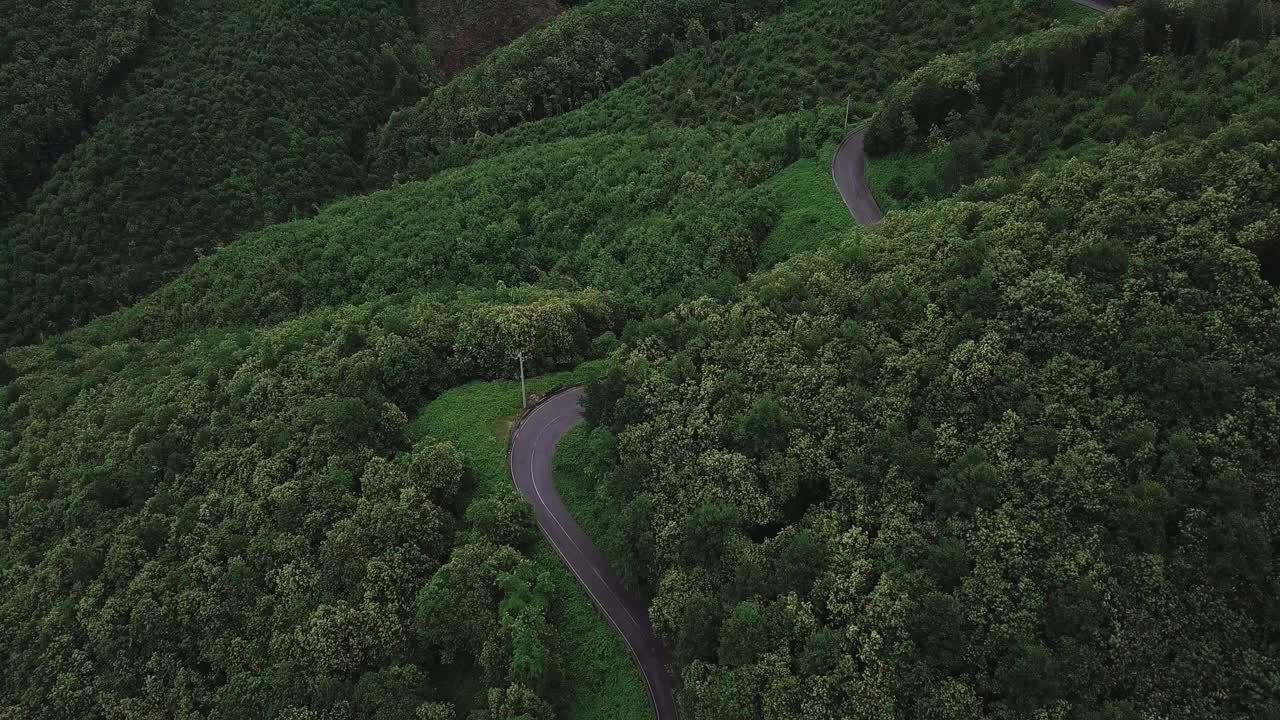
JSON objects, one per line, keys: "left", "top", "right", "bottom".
{"left": 585, "top": 125, "right": 1280, "bottom": 718}
{"left": 0, "top": 0, "right": 158, "bottom": 210}
{"left": 0, "top": 0, "right": 426, "bottom": 349}
{"left": 413, "top": 0, "right": 563, "bottom": 78}
{"left": 374, "top": 0, "right": 1090, "bottom": 181}
{"left": 3, "top": 0, "right": 1280, "bottom": 718}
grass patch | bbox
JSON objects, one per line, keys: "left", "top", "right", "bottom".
{"left": 407, "top": 361, "right": 605, "bottom": 496}
{"left": 409, "top": 361, "right": 648, "bottom": 720}
{"left": 760, "top": 143, "right": 855, "bottom": 265}
{"left": 552, "top": 425, "right": 630, "bottom": 573}
{"left": 1050, "top": 0, "right": 1099, "bottom": 22}
{"left": 866, "top": 147, "right": 936, "bottom": 213}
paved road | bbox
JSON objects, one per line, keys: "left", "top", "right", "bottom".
{"left": 831, "top": 129, "right": 885, "bottom": 225}
{"left": 832, "top": 0, "right": 1114, "bottom": 225}
{"left": 509, "top": 387, "right": 679, "bottom": 720}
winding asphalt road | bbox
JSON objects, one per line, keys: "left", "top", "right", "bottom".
{"left": 831, "top": 0, "right": 1115, "bottom": 225}
{"left": 509, "top": 387, "right": 679, "bottom": 720}
{"left": 512, "top": 4, "right": 1121, "bottom": 719}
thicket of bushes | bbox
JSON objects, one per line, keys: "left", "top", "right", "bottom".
{"left": 868, "top": 35, "right": 1280, "bottom": 207}
{"left": 69, "top": 115, "right": 812, "bottom": 348}
{"left": 5, "top": 0, "right": 1280, "bottom": 717}
{"left": 0, "top": 287, "right": 618, "bottom": 719}
{"left": 378, "top": 0, "right": 1090, "bottom": 182}
{"left": 866, "top": 0, "right": 1280, "bottom": 151}
{"left": 372, "top": 0, "right": 787, "bottom": 180}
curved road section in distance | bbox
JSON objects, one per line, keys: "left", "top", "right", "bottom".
{"left": 831, "top": 0, "right": 1114, "bottom": 226}
{"left": 509, "top": 387, "right": 679, "bottom": 720}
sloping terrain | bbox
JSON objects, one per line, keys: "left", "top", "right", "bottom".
{"left": 414, "top": 0, "right": 563, "bottom": 78}
{"left": 3, "top": 0, "right": 1279, "bottom": 718}
{"left": 0, "top": 0, "right": 426, "bottom": 349}
{"left": 0, "top": 0, "right": 158, "bottom": 211}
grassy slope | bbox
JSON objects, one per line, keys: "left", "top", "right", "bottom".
{"left": 408, "top": 363, "right": 649, "bottom": 720}
{"left": 760, "top": 142, "right": 855, "bottom": 265}
{"left": 864, "top": 148, "right": 936, "bottom": 213}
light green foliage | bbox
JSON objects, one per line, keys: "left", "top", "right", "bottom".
{"left": 758, "top": 142, "right": 855, "bottom": 264}
{"left": 406, "top": 362, "right": 605, "bottom": 489}
{"left": 75, "top": 119, "right": 795, "bottom": 344}
{"left": 865, "top": 147, "right": 938, "bottom": 212}
{"left": 551, "top": 425, "right": 638, "bottom": 587}
{"left": 587, "top": 119, "right": 1280, "bottom": 718}
{"left": 408, "top": 365, "right": 648, "bottom": 720}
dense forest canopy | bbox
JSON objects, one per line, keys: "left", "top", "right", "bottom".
{"left": 412, "top": 0, "right": 564, "bottom": 78}
{"left": 0, "top": 0, "right": 157, "bottom": 211}
{"left": 3, "top": 0, "right": 1280, "bottom": 718}
{"left": 585, "top": 123, "right": 1280, "bottom": 719}
{"left": 0, "top": 0, "right": 429, "bottom": 349}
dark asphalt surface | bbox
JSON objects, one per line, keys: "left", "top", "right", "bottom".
{"left": 832, "top": 129, "right": 885, "bottom": 225}
{"left": 509, "top": 387, "right": 679, "bottom": 720}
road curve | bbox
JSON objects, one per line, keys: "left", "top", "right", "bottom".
{"left": 509, "top": 387, "right": 679, "bottom": 720}
{"left": 831, "top": 129, "right": 885, "bottom": 225}
{"left": 833, "top": 0, "right": 1115, "bottom": 225}
{"left": 513, "top": 5, "right": 1124, "bottom": 716}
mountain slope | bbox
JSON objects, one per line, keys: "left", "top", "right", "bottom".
{"left": 586, "top": 117, "right": 1280, "bottom": 719}
{"left": 3, "top": 1, "right": 1279, "bottom": 718}
{"left": 0, "top": 0, "right": 158, "bottom": 211}
{"left": 0, "top": 0, "right": 426, "bottom": 349}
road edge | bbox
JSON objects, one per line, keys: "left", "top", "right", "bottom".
{"left": 506, "top": 384, "right": 669, "bottom": 720}
{"left": 831, "top": 127, "right": 885, "bottom": 225}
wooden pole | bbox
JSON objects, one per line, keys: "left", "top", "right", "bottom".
{"left": 519, "top": 353, "right": 527, "bottom": 409}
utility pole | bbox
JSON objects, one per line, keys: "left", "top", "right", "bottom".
{"left": 844, "top": 95, "right": 851, "bottom": 131}
{"left": 517, "top": 352, "right": 527, "bottom": 409}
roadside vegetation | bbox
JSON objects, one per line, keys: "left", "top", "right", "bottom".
{"left": 3, "top": 0, "right": 1279, "bottom": 717}
{"left": 408, "top": 366, "right": 650, "bottom": 720}
{"left": 586, "top": 117, "right": 1280, "bottom": 718}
